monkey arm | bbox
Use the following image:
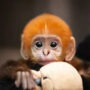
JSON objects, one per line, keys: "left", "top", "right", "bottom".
{"left": 0, "top": 60, "right": 29, "bottom": 90}
{"left": 68, "top": 57, "right": 90, "bottom": 80}
{"left": 0, "top": 59, "right": 37, "bottom": 90}
{"left": 68, "top": 57, "right": 90, "bottom": 90}
{"left": 0, "top": 59, "right": 30, "bottom": 80}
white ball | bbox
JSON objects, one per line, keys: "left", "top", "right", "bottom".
{"left": 40, "top": 62, "right": 83, "bottom": 90}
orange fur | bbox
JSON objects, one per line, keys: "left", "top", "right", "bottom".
{"left": 22, "top": 14, "right": 72, "bottom": 54}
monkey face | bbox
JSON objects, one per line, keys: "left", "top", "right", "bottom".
{"left": 21, "top": 14, "right": 76, "bottom": 64}
{"left": 31, "top": 35, "right": 62, "bottom": 65}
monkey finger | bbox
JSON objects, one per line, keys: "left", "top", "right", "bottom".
{"left": 26, "top": 72, "right": 36, "bottom": 89}
{"left": 21, "top": 72, "right": 27, "bottom": 90}
{"left": 31, "top": 70, "right": 41, "bottom": 79}
{"left": 15, "top": 71, "right": 21, "bottom": 87}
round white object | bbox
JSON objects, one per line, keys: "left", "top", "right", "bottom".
{"left": 40, "top": 62, "right": 83, "bottom": 90}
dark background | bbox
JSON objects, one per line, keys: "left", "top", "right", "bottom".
{"left": 0, "top": 0, "right": 90, "bottom": 65}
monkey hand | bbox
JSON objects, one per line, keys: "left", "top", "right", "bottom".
{"left": 15, "top": 70, "right": 36, "bottom": 90}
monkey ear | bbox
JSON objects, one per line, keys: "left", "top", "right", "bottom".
{"left": 20, "top": 35, "right": 29, "bottom": 60}
{"left": 65, "top": 36, "right": 76, "bottom": 61}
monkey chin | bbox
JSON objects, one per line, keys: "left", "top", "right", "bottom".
{"left": 39, "top": 60, "right": 56, "bottom": 65}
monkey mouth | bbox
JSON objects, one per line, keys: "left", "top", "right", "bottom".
{"left": 39, "top": 60, "right": 56, "bottom": 65}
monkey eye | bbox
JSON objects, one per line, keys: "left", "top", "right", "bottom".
{"left": 35, "top": 41, "right": 43, "bottom": 48}
{"left": 50, "top": 41, "right": 57, "bottom": 48}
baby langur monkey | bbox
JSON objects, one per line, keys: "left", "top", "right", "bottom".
{"left": 16, "top": 36, "right": 75, "bottom": 89}
{"left": 0, "top": 14, "right": 89, "bottom": 90}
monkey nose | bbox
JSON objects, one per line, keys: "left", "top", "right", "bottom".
{"left": 43, "top": 49, "right": 50, "bottom": 56}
